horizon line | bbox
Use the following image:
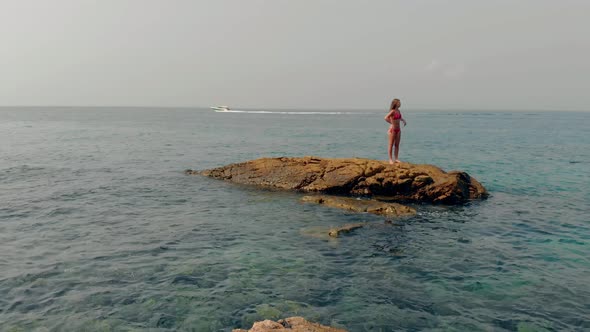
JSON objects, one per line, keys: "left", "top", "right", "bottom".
{"left": 0, "top": 105, "right": 588, "bottom": 113}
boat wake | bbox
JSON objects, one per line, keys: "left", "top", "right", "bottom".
{"left": 215, "top": 110, "right": 362, "bottom": 115}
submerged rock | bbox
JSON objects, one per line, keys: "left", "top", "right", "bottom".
{"left": 302, "top": 195, "right": 416, "bottom": 217}
{"left": 301, "top": 222, "right": 401, "bottom": 240}
{"left": 193, "top": 156, "right": 488, "bottom": 204}
{"left": 328, "top": 223, "right": 367, "bottom": 237}
{"left": 233, "top": 316, "right": 346, "bottom": 332}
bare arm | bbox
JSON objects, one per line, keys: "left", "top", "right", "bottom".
{"left": 384, "top": 110, "right": 394, "bottom": 124}
{"left": 401, "top": 116, "right": 407, "bottom": 126}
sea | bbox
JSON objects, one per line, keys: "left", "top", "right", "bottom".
{"left": 0, "top": 107, "right": 589, "bottom": 331}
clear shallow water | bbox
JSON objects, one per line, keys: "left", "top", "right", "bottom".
{"left": 1, "top": 107, "right": 589, "bottom": 331}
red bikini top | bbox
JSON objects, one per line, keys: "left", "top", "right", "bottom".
{"left": 393, "top": 110, "right": 402, "bottom": 120}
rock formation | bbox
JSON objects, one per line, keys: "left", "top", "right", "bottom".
{"left": 190, "top": 156, "right": 487, "bottom": 204}
{"left": 233, "top": 316, "right": 346, "bottom": 332}
{"left": 327, "top": 223, "right": 367, "bottom": 237}
{"left": 301, "top": 195, "right": 416, "bottom": 216}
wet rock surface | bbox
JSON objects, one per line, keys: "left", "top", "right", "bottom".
{"left": 327, "top": 223, "right": 367, "bottom": 237}
{"left": 233, "top": 316, "right": 347, "bottom": 332}
{"left": 191, "top": 156, "right": 487, "bottom": 204}
{"left": 301, "top": 195, "right": 416, "bottom": 217}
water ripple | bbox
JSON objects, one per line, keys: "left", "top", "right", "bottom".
{"left": 0, "top": 108, "right": 588, "bottom": 331}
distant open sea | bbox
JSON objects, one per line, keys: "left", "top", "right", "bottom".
{"left": 1, "top": 107, "right": 589, "bottom": 331}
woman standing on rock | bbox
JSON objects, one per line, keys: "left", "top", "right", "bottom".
{"left": 385, "top": 98, "right": 407, "bottom": 164}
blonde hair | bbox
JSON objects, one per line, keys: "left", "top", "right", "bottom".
{"left": 390, "top": 98, "right": 400, "bottom": 110}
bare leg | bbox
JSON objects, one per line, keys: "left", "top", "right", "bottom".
{"left": 394, "top": 131, "right": 401, "bottom": 163}
{"left": 388, "top": 131, "right": 394, "bottom": 164}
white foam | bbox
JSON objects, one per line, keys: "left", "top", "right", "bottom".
{"left": 215, "top": 110, "right": 363, "bottom": 115}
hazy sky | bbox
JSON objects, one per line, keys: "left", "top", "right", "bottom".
{"left": 1, "top": 0, "right": 589, "bottom": 110}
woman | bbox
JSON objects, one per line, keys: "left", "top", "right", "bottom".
{"left": 384, "top": 98, "right": 407, "bottom": 164}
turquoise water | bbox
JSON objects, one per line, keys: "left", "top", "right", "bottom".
{"left": 1, "top": 107, "right": 589, "bottom": 331}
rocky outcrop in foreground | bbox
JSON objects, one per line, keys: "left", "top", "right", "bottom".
{"left": 302, "top": 195, "right": 416, "bottom": 216}
{"left": 190, "top": 156, "right": 487, "bottom": 204}
{"left": 327, "top": 223, "right": 367, "bottom": 237}
{"left": 233, "top": 316, "right": 346, "bottom": 332}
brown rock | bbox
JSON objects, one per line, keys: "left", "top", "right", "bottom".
{"left": 327, "top": 223, "right": 367, "bottom": 237}
{"left": 193, "top": 156, "right": 488, "bottom": 204}
{"left": 233, "top": 316, "right": 346, "bottom": 332}
{"left": 301, "top": 195, "right": 416, "bottom": 217}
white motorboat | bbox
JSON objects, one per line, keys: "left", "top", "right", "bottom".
{"left": 210, "top": 105, "right": 231, "bottom": 112}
